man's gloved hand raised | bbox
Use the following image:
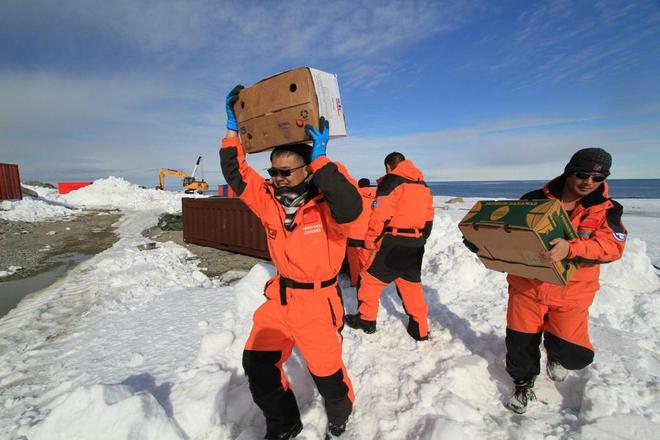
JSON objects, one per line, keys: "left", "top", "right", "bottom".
{"left": 225, "top": 84, "right": 244, "bottom": 131}
{"left": 305, "top": 116, "right": 329, "bottom": 162}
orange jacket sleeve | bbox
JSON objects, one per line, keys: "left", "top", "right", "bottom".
{"left": 567, "top": 201, "right": 626, "bottom": 264}
{"left": 422, "top": 194, "right": 435, "bottom": 239}
{"left": 309, "top": 156, "right": 362, "bottom": 236}
{"left": 219, "top": 136, "right": 269, "bottom": 218}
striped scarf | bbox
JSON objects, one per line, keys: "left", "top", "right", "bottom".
{"left": 275, "top": 178, "right": 310, "bottom": 230}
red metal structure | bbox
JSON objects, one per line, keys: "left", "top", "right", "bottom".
{"left": 58, "top": 182, "right": 92, "bottom": 194}
{"left": 0, "top": 163, "right": 22, "bottom": 201}
{"left": 182, "top": 197, "right": 270, "bottom": 259}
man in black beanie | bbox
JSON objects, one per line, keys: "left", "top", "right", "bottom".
{"left": 466, "top": 147, "right": 627, "bottom": 414}
{"left": 564, "top": 147, "right": 612, "bottom": 178}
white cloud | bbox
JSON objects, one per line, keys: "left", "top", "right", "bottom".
{"left": 0, "top": 72, "right": 168, "bottom": 132}
{"left": 1, "top": 0, "right": 484, "bottom": 88}
{"left": 2, "top": 0, "right": 226, "bottom": 53}
{"left": 485, "top": 0, "right": 660, "bottom": 86}
{"left": 331, "top": 113, "right": 660, "bottom": 181}
{"left": 2, "top": 69, "right": 657, "bottom": 184}
{"left": 0, "top": 70, "right": 226, "bottom": 186}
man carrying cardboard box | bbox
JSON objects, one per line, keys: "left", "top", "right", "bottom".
{"left": 346, "top": 152, "right": 435, "bottom": 341}
{"left": 220, "top": 85, "right": 362, "bottom": 439}
{"left": 466, "top": 148, "right": 626, "bottom": 414}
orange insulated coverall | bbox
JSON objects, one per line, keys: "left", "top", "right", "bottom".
{"left": 220, "top": 137, "right": 362, "bottom": 436}
{"left": 357, "top": 160, "right": 435, "bottom": 340}
{"left": 506, "top": 176, "right": 626, "bottom": 381}
{"left": 346, "top": 186, "right": 376, "bottom": 286}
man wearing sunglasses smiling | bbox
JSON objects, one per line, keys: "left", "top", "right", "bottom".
{"left": 498, "top": 147, "right": 627, "bottom": 414}
{"left": 220, "top": 85, "right": 362, "bottom": 439}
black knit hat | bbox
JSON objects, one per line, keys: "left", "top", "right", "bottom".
{"left": 270, "top": 143, "right": 312, "bottom": 164}
{"left": 564, "top": 147, "right": 612, "bottom": 177}
{"left": 358, "top": 178, "right": 370, "bottom": 188}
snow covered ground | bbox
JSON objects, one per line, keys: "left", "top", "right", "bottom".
{"left": 0, "top": 181, "right": 658, "bottom": 439}
{"left": 0, "top": 178, "right": 188, "bottom": 223}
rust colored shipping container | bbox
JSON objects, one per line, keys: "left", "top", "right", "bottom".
{"left": 183, "top": 197, "right": 270, "bottom": 259}
{"left": 0, "top": 163, "right": 22, "bottom": 201}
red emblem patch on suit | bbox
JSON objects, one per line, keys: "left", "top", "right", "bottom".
{"left": 266, "top": 224, "right": 277, "bottom": 239}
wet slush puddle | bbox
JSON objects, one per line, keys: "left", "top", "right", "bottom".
{"left": 0, "top": 253, "right": 89, "bottom": 318}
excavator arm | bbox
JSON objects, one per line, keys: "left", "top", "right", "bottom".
{"left": 158, "top": 168, "right": 189, "bottom": 190}
{"left": 157, "top": 156, "right": 209, "bottom": 193}
{"left": 190, "top": 156, "right": 202, "bottom": 180}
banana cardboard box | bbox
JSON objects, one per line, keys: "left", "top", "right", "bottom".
{"left": 233, "top": 67, "right": 347, "bottom": 153}
{"left": 458, "top": 200, "right": 579, "bottom": 285}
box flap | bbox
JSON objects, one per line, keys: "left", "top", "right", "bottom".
{"left": 309, "top": 68, "right": 347, "bottom": 137}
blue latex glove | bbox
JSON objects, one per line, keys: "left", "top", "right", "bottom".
{"left": 225, "top": 84, "right": 244, "bottom": 131}
{"left": 305, "top": 116, "right": 329, "bottom": 161}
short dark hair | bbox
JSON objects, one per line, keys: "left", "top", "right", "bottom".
{"left": 270, "top": 143, "right": 312, "bottom": 165}
{"left": 384, "top": 152, "right": 405, "bottom": 170}
{"left": 358, "top": 178, "right": 370, "bottom": 188}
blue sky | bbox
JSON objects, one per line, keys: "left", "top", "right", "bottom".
{"left": 1, "top": 0, "right": 659, "bottom": 187}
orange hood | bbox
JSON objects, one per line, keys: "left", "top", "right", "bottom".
{"left": 389, "top": 160, "right": 425, "bottom": 182}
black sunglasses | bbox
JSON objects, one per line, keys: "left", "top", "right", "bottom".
{"left": 266, "top": 164, "right": 306, "bottom": 177}
{"left": 573, "top": 172, "right": 606, "bottom": 182}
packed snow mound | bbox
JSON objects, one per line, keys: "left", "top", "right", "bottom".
{"left": 63, "top": 176, "right": 198, "bottom": 212}
{"left": 90, "top": 240, "right": 213, "bottom": 309}
{"left": 0, "top": 197, "right": 79, "bottom": 222}
{"left": 21, "top": 184, "right": 60, "bottom": 199}
{"left": 593, "top": 238, "right": 660, "bottom": 348}
{"left": 601, "top": 238, "right": 660, "bottom": 292}
{"left": 169, "top": 366, "right": 235, "bottom": 439}
{"left": 29, "top": 384, "right": 186, "bottom": 440}
{"left": 1, "top": 177, "right": 202, "bottom": 222}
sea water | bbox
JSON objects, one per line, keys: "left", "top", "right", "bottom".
{"left": 203, "top": 179, "right": 659, "bottom": 199}
{"left": 428, "top": 179, "right": 660, "bottom": 199}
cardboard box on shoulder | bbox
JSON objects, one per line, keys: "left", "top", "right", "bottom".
{"left": 458, "top": 199, "right": 579, "bottom": 285}
{"left": 234, "top": 67, "right": 347, "bottom": 153}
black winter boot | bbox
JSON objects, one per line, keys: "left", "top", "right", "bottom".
{"left": 406, "top": 319, "right": 429, "bottom": 341}
{"left": 325, "top": 421, "right": 347, "bottom": 438}
{"left": 504, "top": 377, "right": 536, "bottom": 414}
{"left": 345, "top": 314, "right": 376, "bottom": 334}
{"left": 546, "top": 358, "right": 569, "bottom": 382}
{"left": 265, "top": 420, "right": 302, "bottom": 440}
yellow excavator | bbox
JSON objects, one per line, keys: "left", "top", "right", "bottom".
{"left": 157, "top": 156, "right": 209, "bottom": 194}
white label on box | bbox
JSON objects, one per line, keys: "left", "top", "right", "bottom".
{"left": 309, "top": 68, "right": 348, "bottom": 138}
